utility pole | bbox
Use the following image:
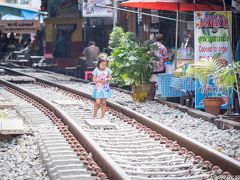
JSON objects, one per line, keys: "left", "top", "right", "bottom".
{"left": 113, "top": 0, "right": 118, "bottom": 28}
{"left": 136, "top": 8, "right": 142, "bottom": 41}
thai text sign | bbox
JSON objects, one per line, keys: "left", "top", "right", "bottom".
{"left": 194, "top": 11, "right": 232, "bottom": 109}
{"left": 0, "top": 20, "right": 40, "bottom": 34}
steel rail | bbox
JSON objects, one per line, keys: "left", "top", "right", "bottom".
{"left": 38, "top": 78, "right": 240, "bottom": 175}
{"left": 2, "top": 66, "right": 240, "bottom": 175}
{"left": 0, "top": 78, "right": 130, "bottom": 180}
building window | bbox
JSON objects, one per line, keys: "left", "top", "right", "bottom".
{"left": 5, "top": 0, "right": 18, "bottom": 3}
{"left": 20, "top": 0, "right": 30, "bottom": 5}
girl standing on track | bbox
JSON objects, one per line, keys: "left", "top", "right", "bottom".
{"left": 92, "top": 53, "right": 112, "bottom": 120}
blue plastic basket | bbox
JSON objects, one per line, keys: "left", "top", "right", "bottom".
{"left": 181, "top": 77, "right": 195, "bottom": 93}
{"left": 157, "top": 74, "right": 184, "bottom": 97}
{"left": 170, "top": 77, "right": 182, "bottom": 91}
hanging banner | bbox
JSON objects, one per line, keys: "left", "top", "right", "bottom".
{"left": 194, "top": 11, "right": 233, "bottom": 109}
{"left": 82, "top": 0, "right": 113, "bottom": 17}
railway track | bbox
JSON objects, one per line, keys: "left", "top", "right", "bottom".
{"left": 1, "top": 83, "right": 110, "bottom": 180}
{"left": 0, "top": 66, "right": 240, "bottom": 179}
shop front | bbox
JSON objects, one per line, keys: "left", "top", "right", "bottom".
{"left": 120, "top": 1, "right": 240, "bottom": 113}
{"left": 44, "top": 17, "right": 82, "bottom": 70}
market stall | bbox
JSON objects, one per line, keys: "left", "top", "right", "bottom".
{"left": 121, "top": 1, "right": 222, "bottom": 96}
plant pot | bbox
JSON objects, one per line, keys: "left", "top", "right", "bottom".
{"left": 131, "top": 84, "right": 149, "bottom": 102}
{"left": 131, "top": 83, "right": 156, "bottom": 102}
{"left": 203, "top": 97, "right": 223, "bottom": 115}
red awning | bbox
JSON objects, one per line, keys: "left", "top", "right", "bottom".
{"left": 120, "top": 0, "right": 224, "bottom": 11}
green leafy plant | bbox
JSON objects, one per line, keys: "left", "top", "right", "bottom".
{"left": 192, "top": 57, "right": 222, "bottom": 97}
{"left": 108, "top": 27, "right": 125, "bottom": 49}
{"left": 110, "top": 39, "right": 156, "bottom": 86}
{"left": 109, "top": 27, "right": 157, "bottom": 86}
{"left": 184, "top": 57, "right": 225, "bottom": 115}
{"left": 185, "top": 66, "right": 195, "bottom": 79}
{"left": 186, "top": 57, "right": 240, "bottom": 114}
{"left": 217, "top": 63, "right": 239, "bottom": 89}
{"left": 217, "top": 61, "right": 240, "bottom": 114}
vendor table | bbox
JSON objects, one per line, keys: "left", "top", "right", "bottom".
{"left": 156, "top": 74, "right": 195, "bottom": 106}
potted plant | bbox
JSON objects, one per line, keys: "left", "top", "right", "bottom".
{"left": 186, "top": 57, "right": 224, "bottom": 115}
{"left": 217, "top": 61, "right": 240, "bottom": 115}
{"left": 108, "top": 27, "right": 136, "bottom": 88}
{"left": 109, "top": 26, "right": 126, "bottom": 49}
{"left": 109, "top": 27, "right": 157, "bottom": 101}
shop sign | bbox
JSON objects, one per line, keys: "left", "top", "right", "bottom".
{"left": 194, "top": 11, "right": 233, "bottom": 109}
{"left": 82, "top": 0, "right": 113, "bottom": 17}
{"left": 0, "top": 20, "right": 40, "bottom": 34}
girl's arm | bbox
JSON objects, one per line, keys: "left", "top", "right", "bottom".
{"left": 106, "top": 69, "right": 113, "bottom": 81}
{"left": 106, "top": 75, "right": 112, "bottom": 81}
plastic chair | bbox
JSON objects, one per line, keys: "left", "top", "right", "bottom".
{"left": 84, "top": 71, "right": 93, "bottom": 81}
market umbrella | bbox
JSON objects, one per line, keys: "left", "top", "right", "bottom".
{"left": 120, "top": 0, "right": 224, "bottom": 11}
{"left": 120, "top": 0, "right": 225, "bottom": 68}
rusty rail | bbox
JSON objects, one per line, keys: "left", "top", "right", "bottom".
{"left": 0, "top": 78, "right": 130, "bottom": 180}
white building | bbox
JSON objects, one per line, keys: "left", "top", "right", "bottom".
{"left": 0, "top": 0, "right": 41, "bottom": 10}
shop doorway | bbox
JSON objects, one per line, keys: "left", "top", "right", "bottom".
{"left": 52, "top": 24, "right": 77, "bottom": 58}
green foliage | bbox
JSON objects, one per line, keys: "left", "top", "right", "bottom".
{"left": 185, "top": 57, "right": 222, "bottom": 97}
{"left": 122, "top": 32, "right": 136, "bottom": 46}
{"left": 217, "top": 62, "right": 240, "bottom": 90}
{"left": 185, "top": 56, "right": 240, "bottom": 113}
{"left": 185, "top": 66, "right": 195, "bottom": 79}
{"left": 217, "top": 61, "right": 240, "bottom": 114}
{"left": 193, "top": 57, "right": 222, "bottom": 85}
{"left": 186, "top": 57, "right": 240, "bottom": 96}
{"left": 108, "top": 27, "right": 125, "bottom": 49}
{"left": 212, "top": 53, "right": 221, "bottom": 60}
{"left": 109, "top": 27, "right": 157, "bottom": 86}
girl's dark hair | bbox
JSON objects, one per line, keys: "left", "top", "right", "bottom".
{"left": 97, "top": 53, "right": 108, "bottom": 67}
